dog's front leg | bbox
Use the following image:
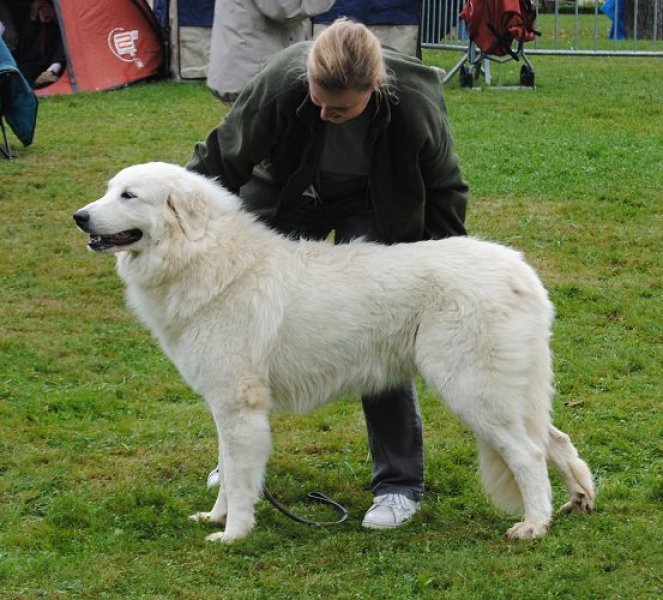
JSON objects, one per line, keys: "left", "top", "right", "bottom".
{"left": 189, "top": 411, "right": 228, "bottom": 525}
{"left": 204, "top": 393, "right": 272, "bottom": 543}
{"left": 205, "top": 408, "right": 271, "bottom": 543}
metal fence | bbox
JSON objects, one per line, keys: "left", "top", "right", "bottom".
{"left": 421, "top": 0, "right": 663, "bottom": 57}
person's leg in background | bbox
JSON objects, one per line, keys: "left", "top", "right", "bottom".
{"left": 335, "top": 212, "right": 424, "bottom": 529}
{"left": 209, "top": 189, "right": 424, "bottom": 528}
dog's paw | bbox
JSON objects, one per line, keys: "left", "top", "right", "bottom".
{"left": 506, "top": 520, "right": 549, "bottom": 540}
{"left": 560, "top": 492, "right": 594, "bottom": 514}
{"left": 189, "top": 511, "right": 226, "bottom": 524}
{"left": 205, "top": 529, "right": 248, "bottom": 543}
{"left": 205, "top": 531, "right": 229, "bottom": 543}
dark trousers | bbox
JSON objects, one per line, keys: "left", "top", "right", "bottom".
{"left": 244, "top": 183, "right": 425, "bottom": 501}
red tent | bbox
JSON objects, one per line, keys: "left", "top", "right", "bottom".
{"left": 37, "top": 0, "right": 164, "bottom": 96}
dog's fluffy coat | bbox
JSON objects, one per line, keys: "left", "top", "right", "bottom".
{"left": 74, "top": 162, "right": 595, "bottom": 542}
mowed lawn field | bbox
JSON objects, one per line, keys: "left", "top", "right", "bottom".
{"left": 1, "top": 53, "right": 661, "bottom": 598}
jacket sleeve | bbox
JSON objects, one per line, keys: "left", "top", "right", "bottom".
{"left": 418, "top": 90, "right": 469, "bottom": 239}
{"left": 186, "top": 82, "right": 275, "bottom": 193}
{"left": 422, "top": 123, "right": 469, "bottom": 239}
{"left": 51, "top": 25, "right": 66, "bottom": 66}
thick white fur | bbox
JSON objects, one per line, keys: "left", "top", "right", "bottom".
{"left": 76, "top": 162, "right": 595, "bottom": 542}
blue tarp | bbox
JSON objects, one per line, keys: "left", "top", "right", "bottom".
{"left": 0, "top": 37, "right": 38, "bottom": 148}
{"left": 153, "top": 1, "right": 419, "bottom": 29}
{"left": 600, "top": 0, "right": 626, "bottom": 40}
{"left": 152, "top": 0, "right": 215, "bottom": 29}
{"left": 313, "top": 0, "right": 419, "bottom": 26}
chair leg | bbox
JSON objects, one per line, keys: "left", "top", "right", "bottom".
{"left": 0, "top": 117, "right": 13, "bottom": 159}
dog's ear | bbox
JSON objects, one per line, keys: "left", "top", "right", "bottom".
{"left": 166, "top": 192, "right": 208, "bottom": 241}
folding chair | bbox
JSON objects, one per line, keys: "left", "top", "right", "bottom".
{"left": 444, "top": 0, "right": 540, "bottom": 88}
{"left": 1, "top": 72, "right": 13, "bottom": 158}
{"left": 0, "top": 38, "right": 38, "bottom": 159}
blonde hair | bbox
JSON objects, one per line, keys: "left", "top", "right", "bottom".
{"left": 307, "top": 18, "right": 388, "bottom": 92}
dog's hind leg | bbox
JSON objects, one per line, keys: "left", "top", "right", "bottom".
{"left": 546, "top": 425, "right": 595, "bottom": 514}
{"left": 417, "top": 342, "right": 553, "bottom": 538}
{"left": 425, "top": 369, "right": 554, "bottom": 539}
{"left": 476, "top": 422, "right": 553, "bottom": 540}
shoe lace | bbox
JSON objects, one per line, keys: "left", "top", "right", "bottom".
{"left": 376, "top": 493, "right": 413, "bottom": 510}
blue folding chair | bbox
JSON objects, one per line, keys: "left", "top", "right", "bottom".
{"left": 0, "top": 38, "right": 38, "bottom": 159}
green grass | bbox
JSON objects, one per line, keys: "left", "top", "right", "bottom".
{"left": 1, "top": 55, "right": 662, "bottom": 599}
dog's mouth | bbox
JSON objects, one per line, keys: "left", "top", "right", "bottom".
{"left": 88, "top": 229, "right": 143, "bottom": 252}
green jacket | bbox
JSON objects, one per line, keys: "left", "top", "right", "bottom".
{"left": 188, "top": 42, "right": 468, "bottom": 243}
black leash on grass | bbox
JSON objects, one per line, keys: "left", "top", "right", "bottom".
{"left": 262, "top": 486, "right": 349, "bottom": 526}
{"left": 207, "top": 466, "right": 348, "bottom": 526}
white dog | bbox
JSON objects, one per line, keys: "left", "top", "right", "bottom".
{"left": 73, "top": 162, "right": 595, "bottom": 543}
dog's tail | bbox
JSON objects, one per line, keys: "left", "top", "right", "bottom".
{"left": 477, "top": 441, "right": 524, "bottom": 514}
{"left": 546, "top": 425, "right": 595, "bottom": 513}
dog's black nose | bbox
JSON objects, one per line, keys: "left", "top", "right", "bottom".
{"left": 73, "top": 210, "right": 90, "bottom": 230}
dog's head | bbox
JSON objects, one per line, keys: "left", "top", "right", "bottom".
{"left": 73, "top": 162, "right": 209, "bottom": 254}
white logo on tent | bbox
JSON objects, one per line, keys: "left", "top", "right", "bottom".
{"left": 108, "top": 28, "right": 144, "bottom": 69}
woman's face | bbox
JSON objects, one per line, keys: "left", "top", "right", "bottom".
{"left": 309, "top": 82, "right": 372, "bottom": 124}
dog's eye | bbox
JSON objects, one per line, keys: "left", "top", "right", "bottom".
{"left": 121, "top": 191, "right": 137, "bottom": 200}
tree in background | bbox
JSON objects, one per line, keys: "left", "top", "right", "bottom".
{"left": 624, "top": 0, "right": 663, "bottom": 39}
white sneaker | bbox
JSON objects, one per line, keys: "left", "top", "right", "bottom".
{"left": 362, "top": 493, "right": 420, "bottom": 529}
{"left": 207, "top": 466, "right": 220, "bottom": 488}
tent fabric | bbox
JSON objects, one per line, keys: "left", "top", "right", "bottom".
{"left": 177, "top": 0, "right": 215, "bottom": 26}
{"left": 151, "top": 1, "right": 424, "bottom": 82}
{"left": 154, "top": 1, "right": 422, "bottom": 82}
{"left": 37, "top": 0, "right": 164, "bottom": 96}
{"left": 152, "top": 0, "right": 215, "bottom": 79}
{"left": 0, "top": 36, "right": 37, "bottom": 147}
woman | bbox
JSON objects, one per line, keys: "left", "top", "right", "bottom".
{"left": 15, "top": 0, "right": 64, "bottom": 88}
{"left": 188, "top": 18, "right": 469, "bottom": 529}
